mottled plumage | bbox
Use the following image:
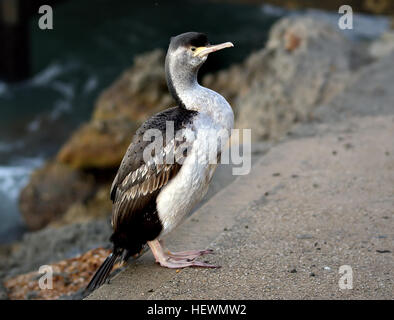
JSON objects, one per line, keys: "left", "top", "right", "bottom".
{"left": 109, "top": 107, "right": 198, "bottom": 251}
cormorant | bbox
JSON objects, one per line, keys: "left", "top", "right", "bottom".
{"left": 86, "top": 32, "right": 234, "bottom": 292}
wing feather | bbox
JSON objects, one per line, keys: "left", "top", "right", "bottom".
{"left": 109, "top": 106, "right": 198, "bottom": 230}
{"left": 111, "top": 135, "right": 194, "bottom": 230}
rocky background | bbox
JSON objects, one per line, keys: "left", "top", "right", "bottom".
{"left": 1, "top": 11, "right": 394, "bottom": 299}
{"left": 221, "top": 0, "right": 394, "bottom": 15}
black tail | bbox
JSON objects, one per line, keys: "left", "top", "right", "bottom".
{"left": 85, "top": 248, "right": 123, "bottom": 294}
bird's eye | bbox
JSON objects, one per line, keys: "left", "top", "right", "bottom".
{"left": 190, "top": 47, "right": 196, "bottom": 51}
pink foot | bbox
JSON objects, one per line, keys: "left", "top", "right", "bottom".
{"left": 148, "top": 240, "right": 220, "bottom": 269}
{"left": 158, "top": 258, "right": 219, "bottom": 269}
{"left": 167, "top": 249, "right": 214, "bottom": 261}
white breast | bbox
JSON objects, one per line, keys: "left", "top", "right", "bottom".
{"left": 156, "top": 98, "right": 234, "bottom": 236}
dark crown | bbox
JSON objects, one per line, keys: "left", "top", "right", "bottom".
{"left": 170, "top": 32, "right": 209, "bottom": 49}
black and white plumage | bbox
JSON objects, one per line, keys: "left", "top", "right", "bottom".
{"left": 86, "top": 32, "right": 234, "bottom": 292}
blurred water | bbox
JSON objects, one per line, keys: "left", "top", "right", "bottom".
{"left": 0, "top": 0, "right": 281, "bottom": 243}
{"left": 0, "top": 158, "right": 43, "bottom": 242}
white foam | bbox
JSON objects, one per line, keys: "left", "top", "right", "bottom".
{"left": 261, "top": 4, "right": 287, "bottom": 17}
{"left": 27, "top": 118, "right": 41, "bottom": 132}
{"left": 0, "top": 158, "right": 44, "bottom": 201}
{"left": 50, "top": 99, "right": 72, "bottom": 120}
{"left": 0, "top": 82, "right": 7, "bottom": 96}
{"left": 51, "top": 81, "right": 75, "bottom": 99}
{"left": 0, "top": 140, "right": 25, "bottom": 153}
{"left": 83, "top": 76, "right": 98, "bottom": 93}
{"left": 0, "top": 166, "right": 31, "bottom": 200}
{"left": 30, "top": 61, "right": 79, "bottom": 86}
{"left": 31, "top": 63, "right": 64, "bottom": 86}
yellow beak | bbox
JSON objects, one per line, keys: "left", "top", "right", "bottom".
{"left": 193, "top": 42, "right": 234, "bottom": 57}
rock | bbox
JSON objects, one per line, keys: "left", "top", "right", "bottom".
{"left": 51, "top": 185, "right": 112, "bottom": 227}
{"left": 362, "top": 0, "right": 394, "bottom": 14}
{"left": 19, "top": 161, "right": 96, "bottom": 230}
{"left": 3, "top": 247, "right": 113, "bottom": 300}
{"left": 0, "top": 282, "right": 8, "bottom": 300}
{"left": 369, "top": 30, "right": 394, "bottom": 59}
{"left": 0, "top": 245, "right": 11, "bottom": 281}
{"left": 312, "top": 52, "right": 394, "bottom": 123}
{"left": 57, "top": 118, "right": 137, "bottom": 169}
{"left": 232, "top": 17, "right": 353, "bottom": 141}
{"left": 253, "top": 0, "right": 394, "bottom": 15}
{"left": 93, "top": 49, "right": 173, "bottom": 124}
{"left": 2, "top": 219, "right": 112, "bottom": 280}
{"left": 58, "top": 50, "right": 172, "bottom": 169}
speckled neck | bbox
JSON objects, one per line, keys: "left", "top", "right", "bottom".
{"left": 165, "top": 53, "right": 201, "bottom": 110}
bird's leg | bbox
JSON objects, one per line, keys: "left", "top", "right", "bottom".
{"left": 148, "top": 239, "right": 219, "bottom": 269}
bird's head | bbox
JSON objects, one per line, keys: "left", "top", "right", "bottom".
{"left": 166, "top": 32, "right": 234, "bottom": 75}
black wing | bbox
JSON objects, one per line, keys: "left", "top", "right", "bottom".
{"left": 110, "top": 107, "right": 198, "bottom": 231}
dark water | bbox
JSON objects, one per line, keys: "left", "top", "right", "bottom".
{"left": 0, "top": 0, "right": 281, "bottom": 243}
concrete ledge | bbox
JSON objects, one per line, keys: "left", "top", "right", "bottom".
{"left": 87, "top": 53, "right": 394, "bottom": 300}
{"left": 87, "top": 146, "right": 272, "bottom": 299}
{"left": 88, "top": 114, "right": 393, "bottom": 299}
